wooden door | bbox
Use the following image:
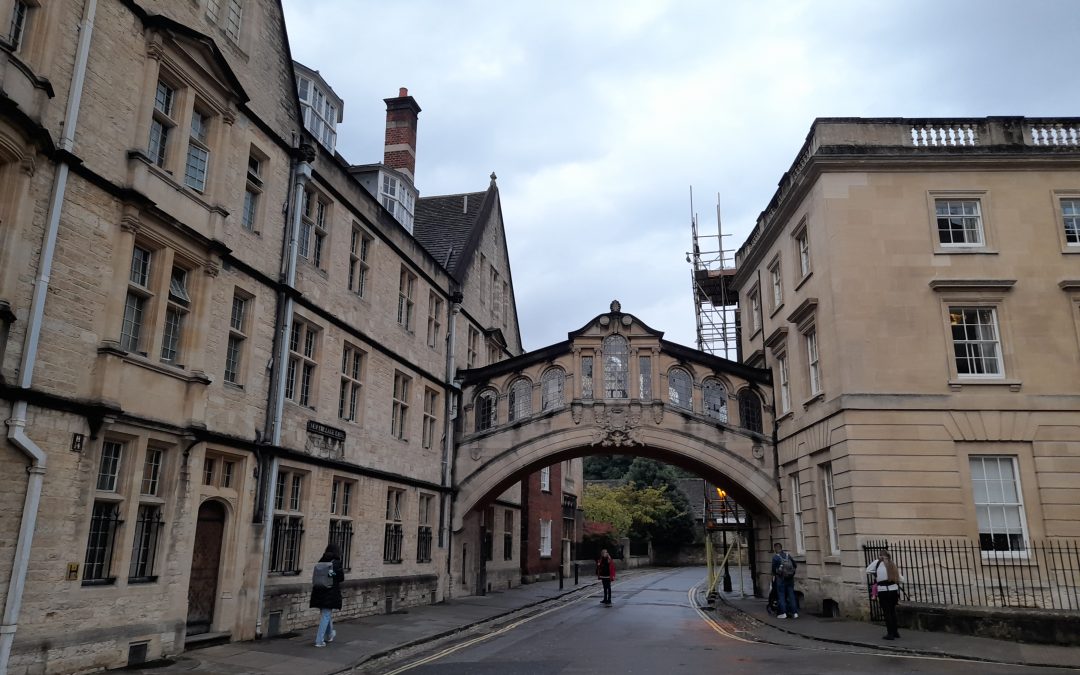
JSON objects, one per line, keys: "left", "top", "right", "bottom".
{"left": 187, "top": 500, "right": 225, "bottom": 635}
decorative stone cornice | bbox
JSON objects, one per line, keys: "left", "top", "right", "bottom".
{"left": 1059, "top": 280, "right": 1080, "bottom": 291}
{"left": 786, "top": 297, "right": 819, "bottom": 327}
{"left": 928, "top": 279, "right": 1016, "bottom": 292}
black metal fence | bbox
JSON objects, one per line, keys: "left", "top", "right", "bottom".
{"left": 864, "top": 539, "right": 1080, "bottom": 617}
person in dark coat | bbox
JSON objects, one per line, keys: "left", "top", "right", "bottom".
{"left": 310, "top": 543, "right": 344, "bottom": 647}
{"left": 596, "top": 549, "right": 616, "bottom": 605}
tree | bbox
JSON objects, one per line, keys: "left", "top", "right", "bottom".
{"left": 583, "top": 454, "right": 634, "bottom": 480}
{"left": 582, "top": 483, "right": 676, "bottom": 540}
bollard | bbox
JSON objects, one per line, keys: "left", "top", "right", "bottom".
{"left": 574, "top": 561, "right": 579, "bottom": 585}
{"left": 559, "top": 564, "right": 564, "bottom": 589}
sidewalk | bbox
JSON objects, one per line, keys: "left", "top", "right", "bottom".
{"left": 714, "top": 587, "right": 1080, "bottom": 670}
{"left": 127, "top": 575, "right": 600, "bottom": 675}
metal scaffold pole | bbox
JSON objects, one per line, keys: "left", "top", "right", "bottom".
{"left": 687, "top": 189, "right": 738, "bottom": 359}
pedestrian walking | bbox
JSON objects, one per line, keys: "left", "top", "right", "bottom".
{"left": 866, "top": 549, "right": 904, "bottom": 640}
{"left": 596, "top": 548, "right": 616, "bottom": 605}
{"left": 310, "top": 543, "right": 345, "bottom": 647}
{"left": 770, "top": 542, "right": 798, "bottom": 618}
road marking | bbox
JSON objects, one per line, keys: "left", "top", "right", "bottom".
{"left": 377, "top": 587, "right": 597, "bottom": 674}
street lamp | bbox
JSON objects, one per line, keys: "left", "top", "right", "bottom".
{"left": 717, "top": 488, "right": 733, "bottom": 593}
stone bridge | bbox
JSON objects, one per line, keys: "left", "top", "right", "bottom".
{"left": 452, "top": 302, "right": 778, "bottom": 532}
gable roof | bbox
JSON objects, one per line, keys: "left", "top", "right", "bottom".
{"left": 413, "top": 189, "right": 487, "bottom": 276}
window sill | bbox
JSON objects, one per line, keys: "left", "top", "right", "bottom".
{"left": 933, "top": 248, "right": 999, "bottom": 255}
{"left": 777, "top": 410, "right": 793, "bottom": 422}
{"left": 948, "top": 378, "right": 1022, "bottom": 392}
{"left": 271, "top": 571, "right": 302, "bottom": 577}
{"left": 769, "top": 303, "right": 785, "bottom": 319}
{"left": 98, "top": 343, "right": 211, "bottom": 385}
{"left": 383, "top": 560, "right": 404, "bottom": 565}
{"left": 794, "top": 271, "right": 813, "bottom": 291}
{"left": 224, "top": 381, "right": 245, "bottom": 391}
{"left": 823, "top": 555, "right": 841, "bottom": 565}
{"left": 127, "top": 576, "right": 159, "bottom": 584}
{"left": 81, "top": 577, "right": 116, "bottom": 587}
{"left": 802, "top": 392, "right": 824, "bottom": 409}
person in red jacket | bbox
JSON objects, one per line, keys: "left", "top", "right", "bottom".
{"left": 596, "top": 549, "right": 616, "bottom": 605}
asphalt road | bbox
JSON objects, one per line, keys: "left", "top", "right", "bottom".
{"left": 359, "top": 568, "right": 1071, "bottom": 675}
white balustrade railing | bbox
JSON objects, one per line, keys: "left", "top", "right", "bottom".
{"left": 1028, "top": 123, "right": 1080, "bottom": 147}
{"left": 910, "top": 123, "right": 979, "bottom": 147}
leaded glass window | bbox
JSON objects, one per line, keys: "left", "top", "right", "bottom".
{"left": 668, "top": 368, "right": 692, "bottom": 410}
{"left": 602, "top": 335, "right": 629, "bottom": 398}
{"left": 703, "top": 379, "right": 728, "bottom": 422}
{"left": 541, "top": 368, "right": 565, "bottom": 411}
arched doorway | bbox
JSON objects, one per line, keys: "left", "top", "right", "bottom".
{"left": 187, "top": 500, "right": 226, "bottom": 635}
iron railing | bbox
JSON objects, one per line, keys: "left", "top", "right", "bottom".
{"left": 864, "top": 539, "right": 1080, "bottom": 617}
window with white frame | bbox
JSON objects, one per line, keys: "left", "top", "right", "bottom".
{"left": 602, "top": 334, "right": 629, "bottom": 398}
{"left": 805, "top": 328, "right": 821, "bottom": 396}
{"left": 540, "top": 466, "right": 550, "bottom": 492}
{"left": 777, "top": 352, "right": 790, "bottom": 414}
{"left": 224, "top": 290, "right": 250, "bottom": 385}
{"left": 202, "top": 451, "right": 236, "bottom": 489}
{"left": 427, "top": 292, "right": 443, "bottom": 349}
{"left": 183, "top": 108, "right": 211, "bottom": 192}
{"left": 383, "top": 488, "right": 404, "bottom": 563}
{"left": 348, "top": 226, "right": 372, "bottom": 297}
{"left": 339, "top": 344, "right": 364, "bottom": 422}
{"left": 466, "top": 326, "right": 479, "bottom": 369}
{"left": 391, "top": 371, "right": 410, "bottom": 439}
{"left": 703, "top": 379, "right": 728, "bottom": 422}
{"left": 148, "top": 79, "right": 176, "bottom": 168}
{"left": 822, "top": 463, "right": 839, "bottom": 554}
{"left": 286, "top": 318, "right": 319, "bottom": 407}
{"left": 949, "top": 307, "right": 1003, "bottom": 377}
{"left": 159, "top": 266, "right": 191, "bottom": 365}
{"left": 299, "top": 190, "right": 329, "bottom": 265}
{"left": 749, "top": 288, "right": 761, "bottom": 334}
{"left": 296, "top": 72, "right": 339, "bottom": 152}
{"left": 270, "top": 469, "right": 305, "bottom": 573}
{"left": 397, "top": 266, "right": 416, "bottom": 330}
{"left": 970, "top": 456, "right": 1028, "bottom": 552}
{"left": 7, "top": 1, "right": 29, "bottom": 51}
{"left": 795, "top": 226, "right": 811, "bottom": 279}
{"left": 475, "top": 389, "right": 497, "bottom": 432}
{"left": 1062, "top": 198, "right": 1080, "bottom": 246}
{"left": 935, "top": 198, "right": 984, "bottom": 247}
{"left": 380, "top": 173, "right": 416, "bottom": 232}
{"left": 121, "top": 245, "right": 153, "bottom": 354}
{"left": 329, "top": 477, "right": 354, "bottom": 570}
{"left": 85, "top": 439, "right": 129, "bottom": 584}
{"left": 241, "top": 150, "right": 263, "bottom": 232}
{"left": 417, "top": 493, "right": 433, "bottom": 563}
{"left": 508, "top": 379, "right": 532, "bottom": 422}
{"left": 541, "top": 368, "right": 565, "bottom": 411}
{"left": 422, "top": 388, "right": 438, "bottom": 450}
{"left": 790, "top": 473, "right": 805, "bottom": 554}
{"left": 668, "top": 368, "right": 692, "bottom": 410}
{"left": 769, "top": 259, "right": 783, "bottom": 311}
{"left": 539, "top": 519, "right": 552, "bottom": 558}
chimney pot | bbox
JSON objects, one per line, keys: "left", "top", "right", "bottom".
{"left": 399, "top": 87, "right": 408, "bottom": 97}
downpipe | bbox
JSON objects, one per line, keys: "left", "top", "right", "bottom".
{"left": 439, "top": 296, "right": 462, "bottom": 594}
{"left": 1, "top": 1, "right": 96, "bottom": 673}
{"left": 255, "top": 157, "right": 309, "bottom": 638}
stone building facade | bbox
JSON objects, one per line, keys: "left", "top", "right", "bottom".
{"left": 0, "top": 1, "right": 532, "bottom": 673}
{"left": 730, "top": 117, "right": 1080, "bottom": 616}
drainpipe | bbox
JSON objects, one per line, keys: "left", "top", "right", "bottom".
{"left": 254, "top": 150, "right": 310, "bottom": 638}
{"left": 439, "top": 294, "right": 462, "bottom": 592}
{"left": 1, "top": 2, "right": 97, "bottom": 672}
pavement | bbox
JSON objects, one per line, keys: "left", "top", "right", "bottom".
{"left": 125, "top": 568, "right": 1080, "bottom": 674}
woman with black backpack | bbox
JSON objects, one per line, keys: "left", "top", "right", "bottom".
{"left": 310, "top": 543, "right": 345, "bottom": 647}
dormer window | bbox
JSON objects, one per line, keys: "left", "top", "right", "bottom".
{"left": 296, "top": 72, "right": 340, "bottom": 152}
{"left": 380, "top": 173, "right": 415, "bottom": 232}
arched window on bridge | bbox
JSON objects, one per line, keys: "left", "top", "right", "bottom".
{"left": 737, "top": 389, "right": 763, "bottom": 433}
{"left": 668, "top": 368, "right": 693, "bottom": 410}
{"left": 703, "top": 379, "right": 728, "bottom": 423}
{"left": 541, "top": 368, "right": 565, "bottom": 411}
{"left": 475, "top": 389, "right": 497, "bottom": 432}
{"left": 508, "top": 379, "right": 532, "bottom": 422}
{"left": 602, "top": 334, "right": 629, "bottom": 398}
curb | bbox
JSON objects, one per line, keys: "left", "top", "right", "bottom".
{"left": 330, "top": 580, "right": 602, "bottom": 674}
{"left": 712, "top": 593, "right": 1079, "bottom": 671}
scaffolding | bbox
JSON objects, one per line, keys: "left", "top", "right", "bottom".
{"left": 688, "top": 190, "right": 739, "bottom": 360}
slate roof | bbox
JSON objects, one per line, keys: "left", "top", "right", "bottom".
{"left": 413, "top": 191, "right": 487, "bottom": 276}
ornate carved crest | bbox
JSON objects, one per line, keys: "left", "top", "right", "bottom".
{"left": 570, "top": 401, "right": 583, "bottom": 425}
{"left": 651, "top": 400, "right": 665, "bottom": 424}
{"left": 591, "top": 403, "right": 642, "bottom": 448}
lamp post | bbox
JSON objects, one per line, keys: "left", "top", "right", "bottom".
{"left": 718, "top": 488, "right": 733, "bottom": 593}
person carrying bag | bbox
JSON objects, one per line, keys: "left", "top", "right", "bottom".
{"left": 866, "top": 549, "right": 904, "bottom": 640}
{"left": 310, "top": 543, "right": 345, "bottom": 647}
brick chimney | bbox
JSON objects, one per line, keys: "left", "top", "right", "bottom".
{"left": 383, "top": 87, "right": 421, "bottom": 182}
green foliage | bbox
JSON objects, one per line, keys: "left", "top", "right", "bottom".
{"left": 583, "top": 455, "right": 634, "bottom": 480}
{"left": 582, "top": 483, "right": 675, "bottom": 539}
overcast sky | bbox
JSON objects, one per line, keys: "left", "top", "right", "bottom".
{"left": 282, "top": 0, "right": 1080, "bottom": 353}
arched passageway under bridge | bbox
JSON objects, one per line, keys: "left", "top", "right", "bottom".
{"left": 448, "top": 302, "right": 778, "bottom": 595}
